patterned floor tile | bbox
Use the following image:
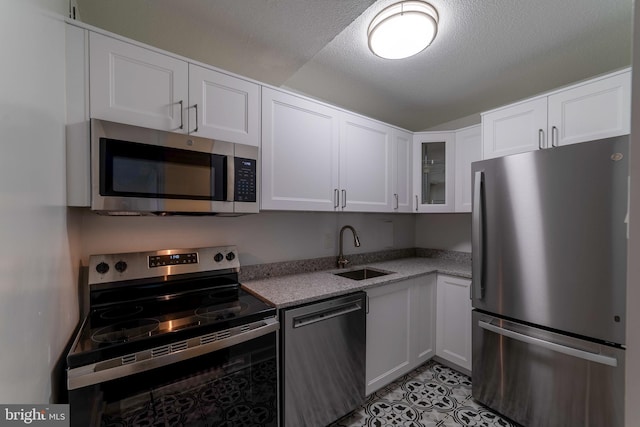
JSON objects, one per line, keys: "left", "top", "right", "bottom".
{"left": 328, "top": 362, "right": 517, "bottom": 427}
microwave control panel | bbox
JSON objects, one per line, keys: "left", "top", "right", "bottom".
{"left": 234, "top": 157, "right": 257, "bottom": 202}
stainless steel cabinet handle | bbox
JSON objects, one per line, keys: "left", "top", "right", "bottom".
{"left": 334, "top": 189, "right": 339, "bottom": 209}
{"left": 472, "top": 171, "right": 485, "bottom": 299}
{"left": 415, "top": 195, "right": 418, "bottom": 212}
{"left": 538, "top": 129, "right": 544, "bottom": 149}
{"left": 341, "top": 189, "right": 346, "bottom": 209}
{"left": 478, "top": 320, "right": 618, "bottom": 367}
{"left": 551, "top": 125, "right": 558, "bottom": 147}
{"left": 293, "top": 302, "right": 362, "bottom": 328}
{"left": 178, "top": 100, "right": 184, "bottom": 130}
{"left": 394, "top": 193, "right": 399, "bottom": 210}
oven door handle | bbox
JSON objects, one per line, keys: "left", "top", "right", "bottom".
{"left": 67, "top": 318, "right": 279, "bottom": 390}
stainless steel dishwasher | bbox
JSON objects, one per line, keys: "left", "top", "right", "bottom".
{"left": 281, "top": 292, "right": 366, "bottom": 427}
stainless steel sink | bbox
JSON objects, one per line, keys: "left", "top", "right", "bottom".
{"left": 334, "top": 267, "right": 392, "bottom": 281}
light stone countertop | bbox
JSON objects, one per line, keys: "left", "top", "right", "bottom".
{"left": 242, "top": 257, "right": 472, "bottom": 309}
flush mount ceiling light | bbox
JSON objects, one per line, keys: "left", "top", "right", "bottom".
{"left": 368, "top": 1, "right": 439, "bottom": 60}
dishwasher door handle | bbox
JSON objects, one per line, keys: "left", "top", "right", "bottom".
{"left": 293, "top": 302, "right": 362, "bottom": 328}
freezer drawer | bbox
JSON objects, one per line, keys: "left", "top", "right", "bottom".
{"left": 472, "top": 311, "right": 625, "bottom": 427}
{"left": 281, "top": 292, "right": 366, "bottom": 427}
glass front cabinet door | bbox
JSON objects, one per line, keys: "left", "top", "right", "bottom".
{"left": 412, "top": 132, "right": 455, "bottom": 212}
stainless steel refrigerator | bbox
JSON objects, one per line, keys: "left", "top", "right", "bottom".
{"left": 471, "top": 136, "right": 628, "bottom": 427}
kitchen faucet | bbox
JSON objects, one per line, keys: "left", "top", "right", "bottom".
{"left": 337, "top": 225, "right": 360, "bottom": 268}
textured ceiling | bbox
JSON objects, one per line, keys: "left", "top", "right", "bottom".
{"left": 75, "top": 0, "right": 633, "bottom": 131}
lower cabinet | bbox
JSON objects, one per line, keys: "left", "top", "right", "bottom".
{"left": 435, "top": 275, "right": 472, "bottom": 372}
{"left": 365, "top": 275, "right": 436, "bottom": 395}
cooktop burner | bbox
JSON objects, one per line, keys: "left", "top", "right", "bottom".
{"left": 91, "top": 318, "right": 160, "bottom": 344}
{"left": 195, "top": 300, "right": 248, "bottom": 319}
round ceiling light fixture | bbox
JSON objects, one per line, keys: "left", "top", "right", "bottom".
{"left": 368, "top": 1, "right": 439, "bottom": 60}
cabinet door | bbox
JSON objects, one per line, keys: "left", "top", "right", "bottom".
{"left": 366, "top": 280, "right": 412, "bottom": 395}
{"left": 261, "top": 88, "right": 339, "bottom": 211}
{"left": 482, "top": 97, "right": 547, "bottom": 159}
{"left": 392, "top": 129, "right": 412, "bottom": 212}
{"left": 436, "top": 275, "right": 472, "bottom": 372}
{"left": 340, "top": 114, "right": 393, "bottom": 212}
{"left": 412, "top": 132, "right": 456, "bottom": 212}
{"left": 89, "top": 32, "right": 188, "bottom": 132}
{"left": 454, "top": 125, "right": 482, "bottom": 212}
{"left": 411, "top": 274, "right": 436, "bottom": 366}
{"left": 188, "top": 64, "right": 260, "bottom": 146}
{"left": 548, "top": 71, "right": 631, "bottom": 147}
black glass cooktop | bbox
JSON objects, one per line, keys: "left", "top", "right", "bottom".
{"left": 67, "top": 277, "right": 275, "bottom": 369}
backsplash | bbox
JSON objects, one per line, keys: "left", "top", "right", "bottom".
{"left": 239, "top": 248, "right": 471, "bottom": 282}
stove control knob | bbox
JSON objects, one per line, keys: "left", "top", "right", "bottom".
{"left": 115, "top": 261, "right": 128, "bottom": 273}
{"left": 96, "top": 262, "right": 110, "bottom": 274}
{"left": 226, "top": 252, "right": 236, "bottom": 261}
{"left": 214, "top": 253, "right": 224, "bottom": 262}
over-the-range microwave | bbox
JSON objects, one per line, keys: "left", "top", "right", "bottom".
{"left": 67, "top": 119, "right": 258, "bottom": 215}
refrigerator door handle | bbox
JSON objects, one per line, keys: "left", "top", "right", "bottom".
{"left": 472, "top": 170, "right": 485, "bottom": 299}
{"left": 478, "top": 320, "right": 618, "bottom": 367}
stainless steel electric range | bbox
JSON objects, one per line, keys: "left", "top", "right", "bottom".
{"left": 66, "top": 246, "right": 278, "bottom": 427}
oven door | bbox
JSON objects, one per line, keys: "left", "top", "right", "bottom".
{"left": 91, "top": 119, "right": 234, "bottom": 214}
{"left": 68, "top": 320, "right": 278, "bottom": 427}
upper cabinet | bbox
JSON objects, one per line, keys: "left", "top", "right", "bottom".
{"left": 482, "top": 69, "right": 631, "bottom": 159}
{"left": 412, "top": 132, "right": 455, "bottom": 213}
{"left": 261, "top": 88, "right": 395, "bottom": 212}
{"left": 89, "top": 32, "right": 188, "bottom": 132}
{"left": 339, "top": 113, "right": 393, "bottom": 212}
{"left": 392, "top": 129, "right": 413, "bottom": 213}
{"left": 188, "top": 64, "right": 260, "bottom": 146}
{"left": 88, "top": 32, "right": 260, "bottom": 146}
{"left": 454, "top": 125, "right": 481, "bottom": 213}
{"left": 261, "top": 87, "right": 340, "bottom": 211}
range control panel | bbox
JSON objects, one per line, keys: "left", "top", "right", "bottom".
{"left": 88, "top": 246, "right": 240, "bottom": 285}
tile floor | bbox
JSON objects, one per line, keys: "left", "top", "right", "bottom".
{"left": 329, "top": 361, "right": 518, "bottom": 427}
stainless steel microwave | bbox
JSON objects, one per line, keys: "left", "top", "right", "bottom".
{"left": 68, "top": 119, "right": 258, "bottom": 215}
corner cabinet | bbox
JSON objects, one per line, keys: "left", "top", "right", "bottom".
{"left": 454, "top": 125, "right": 481, "bottom": 212}
{"left": 365, "top": 275, "right": 436, "bottom": 395}
{"left": 89, "top": 32, "right": 260, "bottom": 146}
{"left": 436, "top": 275, "right": 472, "bottom": 372}
{"left": 392, "top": 129, "right": 413, "bottom": 212}
{"left": 482, "top": 69, "right": 631, "bottom": 159}
{"left": 261, "top": 87, "right": 340, "bottom": 211}
{"left": 412, "top": 132, "right": 456, "bottom": 212}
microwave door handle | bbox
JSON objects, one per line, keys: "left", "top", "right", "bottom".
{"left": 226, "top": 155, "right": 234, "bottom": 202}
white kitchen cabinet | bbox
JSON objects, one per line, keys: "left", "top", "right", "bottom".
{"left": 89, "top": 32, "right": 260, "bottom": 146}
{"left": 188, "top": 64, "right": 260, "bottom": 146}
{"left": 89, "top": 32, "right": 188, "bottom": 133}
{"left": 454, "top": 125, "right": 482, "bottom": 212}
{"left": 482, "top": 97, "right": 547, "bottom": 159}
{"left": 547, "top": 71, "right": 631, "bottom": 147}
{"left": 436, "top": 275, "right": 472, "bottom": 372}
{"left": 261, "top": 88, "right": 394, "bottom": 212}
{"left": 412, "top": 132, "right": 456, "bottom": 212}
{"left": 339, "top": 113, "right": 393, "bottom": 212}
{"left": 392, "top": 129, "right": 412, "bottom": 212}
{"left": 261, "top": 87, "right": 340, "bottom": 211}
{"left": 366, "top": 275, "right": 436, "bottom": 395}
{"left": 482, "top": 69, "right": 631, "bottom": 159}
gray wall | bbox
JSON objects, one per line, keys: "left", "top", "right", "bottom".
{"left": 0, "top": 0, "right": 81, "bottom": 403}
{"left": 78, "top": 211, "right": 419, "bottom": 266}
{"left": 415, "top": 213, "right": 472, "bottom": 253}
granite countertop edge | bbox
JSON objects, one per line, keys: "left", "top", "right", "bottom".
{"left": 242, "top": 257, "right": 472, "bottom": 309}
